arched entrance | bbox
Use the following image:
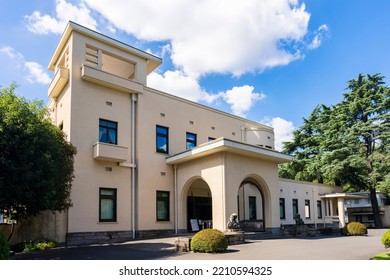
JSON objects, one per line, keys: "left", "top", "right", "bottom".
{"left": 237, "top": 180, "right": 265, "bottom": 231}
{"left": 186, "top": 178, "right": 212, "bottom": 232}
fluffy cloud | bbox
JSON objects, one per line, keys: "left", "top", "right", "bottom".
{"left": 23, "top": 0, "right": 327, "bottom": 117}
{"left": 25, "top": 0, "right": 97, "bottom": 34}
{"left": 222, "top": 86, "right": 265, "bottom": 117}
{"left": 148, "top": 70, "right": 220, "bottom": 103}
{"left": 262, "top": 117, "right": 295, "bottom": 151}
{"left": 82, "top": 0, "right": 311, "bottom": 77}
{"left": 24, "top": 62, "right": 51, "bottom": 84}
{"left": 0, "top": 47, "right": 51, "bottom": 85}
{"left": 148, "top": 71, "right": 264, "bottom": 117}
{"left": 0, "top": 46, "right": 24, "bottom": 60}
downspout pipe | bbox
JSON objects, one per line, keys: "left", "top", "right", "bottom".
{"left": 131, "top": 93, "right": 137, "bottom": 239}
{"left": 174, "top": 165, "right": 178, "bottom": 234}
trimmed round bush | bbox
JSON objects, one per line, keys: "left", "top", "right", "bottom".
{"left": 346, "top": 222, "right": 367, "bottom": 236}
{"left": 190, "top": 229, "right": 228, "bottom": 253}
{"left": 382, "top": 230, "right": 390, "bottom": 248}
{"left": 0, "top": 233, "right": 10, "bottom": 260}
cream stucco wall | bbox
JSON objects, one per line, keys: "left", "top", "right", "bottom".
{"left": 278, "top": 179, "right": 343, "bottom": 226}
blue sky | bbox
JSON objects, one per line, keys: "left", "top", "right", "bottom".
{"left": 1, "top": 0, "right": 389, "bottom": 150}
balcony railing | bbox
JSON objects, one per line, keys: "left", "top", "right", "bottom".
{"left": 81, "top": 64, "right": 143, "bottom": 93}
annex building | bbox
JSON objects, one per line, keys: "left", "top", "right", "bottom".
{"left": 40, "top": 22, "right": 345, "bottom": 245}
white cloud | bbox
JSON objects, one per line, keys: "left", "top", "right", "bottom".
{"left": 222, "top": 86, "right": 265, "bottom": 117}
{"left": 0, "top": 46, "right": 51, "bottom": 85}
{"left": 25, "top": 0, "right": 97, "bottom": 34}
{"left": 83, "top": 0, "right": 311, "bottom": 77}
{"left": 308, "top": 24, "right": 330, "bottom": 50}
{"left": 262, "top": 117, "right": 295, "bottom": 151}
{"left": 24, "top": 62, "right": 51, "bottom": 84}
{"left": 148, "top": 71, "right": 264, "bottom": 117}
{"left": 0, "top": 47, "right": 24, "bottom": 60}
{"left": 148, "top": 70, "right": 220, "bottom": 103}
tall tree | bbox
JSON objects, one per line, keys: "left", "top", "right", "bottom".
{"left": 0, "top": 84, "right": 76, "bottom": 222}
{"left": 280, "top": 74, "right": 390, "bottom": 228}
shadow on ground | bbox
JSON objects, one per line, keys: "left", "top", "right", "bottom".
{"left": 12, "top": 242, "right": 179, "bottom": 260}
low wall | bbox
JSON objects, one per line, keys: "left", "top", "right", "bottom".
{"left": 0, "top": 211, "right": 67, "bottom": 245}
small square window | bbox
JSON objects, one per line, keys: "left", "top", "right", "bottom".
{"left": 99, "top": 119, "right": 117, "bottom": 144}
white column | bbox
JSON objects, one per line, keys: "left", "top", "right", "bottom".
{"left": 337, "top": 197, "right": 346, "bottom": 228}
{"left": 329, "top": 199, "right": 334, "bottom": 217}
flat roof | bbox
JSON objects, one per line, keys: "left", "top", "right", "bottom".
{"left": 48, "top": 21, "right": 162, "bottom": 73}
{"left": 319, "top": 193, "right": 368, "bottom": 199}
{"left": 166, "top": 138, "right": 293, "bottom": 165}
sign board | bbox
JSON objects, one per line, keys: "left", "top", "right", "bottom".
{"left": 190, "top": 219, "right": 199, "bottom": 231}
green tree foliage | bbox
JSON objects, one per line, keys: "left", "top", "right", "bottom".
{"left": 279, "top": 73, "right": 390, "bottom": 227}
{"left": 0, "top": 84, "right": 76, "bottom": 221}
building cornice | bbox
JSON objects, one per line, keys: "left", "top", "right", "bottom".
{"left": 48, "top": 21, "right": 162, "bottom": 73}
{"left": 166, "top": 137, "right": 292, "bottom": 165}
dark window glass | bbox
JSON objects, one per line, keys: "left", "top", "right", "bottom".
{"left": 317, "top": 200, "right": 322, "bottom": 219}
{"left": 186, "top": 132, "right": 197, "bottom": 149}
{"left": 99, "top": 188, "right": 117, "bottom": 222}
{"left": 292, "top": 199, "right": 299, "bottom": 217}
{"left": 99, "top": 119, "right": 117, "bottom": 144}
{"left": 156, "top": 125, "right": 169, "bottom": 153}
{"left": 279, "top": 198, "right": 286, "bottom": 220}
{"left": 249, "top": 196, "right": 257, "bottom": 220}
{"left": 156, "top": 191, "right": 170, "bottom": 221}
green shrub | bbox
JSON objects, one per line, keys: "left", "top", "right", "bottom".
{"left": 190, "top": 229, "right": 228, "bottom": 253}
{"left": 372, "top": 251, "right": 390, "bottom": 260}
{"left": 0, "top": 233, "right": 10, "bottom": 260}
{"left": 346, "top": 222, "right": 367, "bottom": 236}
{"left": 382, "top": 230, "right": 390, "bottom": 248}
{"left": 23, "top": 239, "right": 57, "bottom": 253}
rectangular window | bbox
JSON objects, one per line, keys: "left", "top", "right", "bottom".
{"left": 317, "top": 200, "right": 322, "bottom": 219}
{"left": 186, "top": 132, "right": 197, "bottom": 149}
{"left": 99, "top": 188, "right": 117, "bottom": 222}
{"left": 279, "top": 198, "right": 286, "bottom": 220}
{"left": 292, "top": 199, "right": 299, "bottom": 217}
{"left": 305, "top": 200, "right": 311, "bottom": 219}
{"left": 156, "top": 125, "right": 169, "bottom": 154}
{"left": 99, "top": 119, "right": 117, "bottom": 144}
{"left": 249, "top": 196, "right": 257, "bottom": 220}
{"left": 156, "top": 191, "right": 170, "bottom": 221}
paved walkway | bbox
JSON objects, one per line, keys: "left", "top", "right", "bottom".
{"left": 12, "top": 228, "right": 389, "bottom": 260}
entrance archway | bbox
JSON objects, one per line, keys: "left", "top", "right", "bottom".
{"left": 186, "top": 178, "right": 212, "bottom": 232}
{"left": 237, "top": 180, "right": 265, "bottom": 231}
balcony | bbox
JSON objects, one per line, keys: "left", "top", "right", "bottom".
{"left": 81, "top": 64, "right": 143, "bottom": 93}
{"left": 93, "top": 142, "right": 128, "bottom": 162}
{"left": 48, "top": 67, "right": 69, "bottom": 98}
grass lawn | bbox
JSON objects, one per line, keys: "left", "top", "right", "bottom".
{"left": 372, "top": 251, "right": 390, "bottom": 260}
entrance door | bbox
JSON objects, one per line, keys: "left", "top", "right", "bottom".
{"left": 187, "top": 196, "right": 212, "bottom": 231}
